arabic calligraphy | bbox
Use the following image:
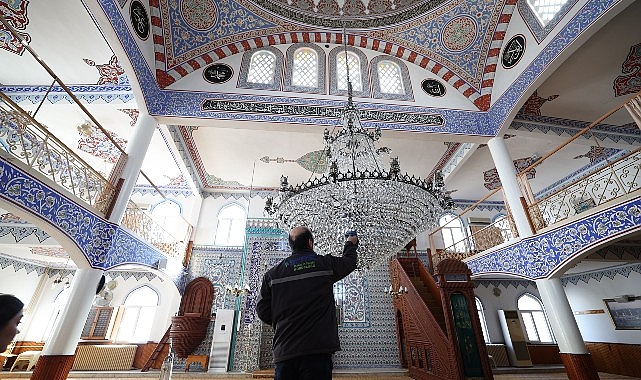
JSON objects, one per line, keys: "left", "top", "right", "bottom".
{"left": 502, "top": 35, "right": 526, "bottom": 69}
{"left": 203, "top": 64, "right": 233, "bottom": 84}
{"left": 201, "top": 99, "right": 445, "bottom": 126}
{"left": 421, "top": 79, "right": 446, "bottom": 97}
{"left": 130, "top": 1, "right": 150, "bottom": 40}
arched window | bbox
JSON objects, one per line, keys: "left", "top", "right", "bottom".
{"left": 377, "top": 60, "right": 403, "bottom": 94}
{"left": 527, "top": 0, "right": 569, "bottom": 25}
{"left": 292, "top": 48, "right": 318, "bottom": 88}
{"left": 337, "top": 51, "right": 362, "bottom": 91}
{"left": 238, "top": 47, "right": 283, "bottom": 90}
{"left": 115, "top": 286, "right": 159, "bottom": 343}
{"left": 247, "top": 50, "right": 276, "bottom": 84}
{"left": 214, "top": 203, "right": 246, "bottom": 246}
{"left": 329, "top": 46, "right": 369, "bottom": 97}
{"left": 372, "top": 56, "right": 413, "bottom": 100}
{"left": 285, "top": 44, "right": 325, "bottom": 94}
{"left": 475, "top": 297, "right": 491, "bottom": 343}
{"left": 517, "top": 293, "right": 554, "bottom": 343}
{"left": 43, "top": 287, "right": 71, "bottom": 341}
{"left": 151, "top": 199, "right": 186, "bottom": 240}
{"left": 439, "top": 213, "right": 467, "bottom": 252}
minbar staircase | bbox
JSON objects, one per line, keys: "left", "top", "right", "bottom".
{"left": 398, "top": 259, "right": 447, "bottom": 333}
{"left": 390, "top": 257, "right": 493, "bottom": 380}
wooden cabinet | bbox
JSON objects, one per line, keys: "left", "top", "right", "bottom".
{"left": 81, "top": 307, "right": 113, "bottom": 340}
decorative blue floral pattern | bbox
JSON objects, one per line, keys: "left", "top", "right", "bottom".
{"left": 562, "top": 263, "right": 641, "bottom": 286}
{"left": 396, "top": 0, "right": 499, "bottom": 86}
{"left": 467, "top": 196, "right": 641, "bottom": 279}
{"left": 0, "top": 253, "right": 46, "bottom": 276}
{"left": 0, "top": 85, "right": 135, "bottom": 104}
{"left": 0, "top": 225, "right": 50, "bottom": 242}
{"left": 163, "top": 0, "right": 279, "bottom": 67}
{"left": 93, "top": 0, "right": 620, "bottom": 140}
{"left": 0, "top": 158, "right": 170, "bottom": 271}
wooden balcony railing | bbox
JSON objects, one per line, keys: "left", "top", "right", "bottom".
{"left": 0, "top": 92, "right": 118, "bottom": 215}
{"left": 525, "top": 146, "right": 641, "bottom": 231}
{"left": 121, "top": 201, "right": 192, "bottom": 260}
{"left": 429, "top": 91, "right": 641, "bottom": 268}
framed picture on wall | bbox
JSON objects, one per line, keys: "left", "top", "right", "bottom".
{"left": 603, "top": 297, "right": 641, "bottom": 330}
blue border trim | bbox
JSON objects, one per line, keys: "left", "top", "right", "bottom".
{"left": 0, "top": 157, "right": 167, "bottom": 270}
{"left": 467, "top": 195, "right": 641, "bottom": 279}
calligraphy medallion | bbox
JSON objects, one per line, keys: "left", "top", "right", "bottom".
{"left": 130, "top": 0, "right": 150, "bottom": 40}
{"left": 203, "top": 63, "right": 233, "bottom": 84}
{"left": 421, "top": 79, "right": 446, "bottom": 97}
{"left": 502, "top": 35, "right": 526, "bottom": 69}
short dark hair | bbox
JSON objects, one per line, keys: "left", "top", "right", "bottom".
{"left": 0, "top": 294, "right": 23, "bottom": 328}
{"left": 289, "top": 227, "right": 313, "bottom": 250}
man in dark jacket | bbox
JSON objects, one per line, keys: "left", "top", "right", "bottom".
{"left": 256, "top": 226, "right": 358, "bottom": 380}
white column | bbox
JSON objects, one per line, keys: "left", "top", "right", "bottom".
{"left": 40, "top": 113, "right": 157, "bottom": 358}
{"left": 487, "top": 136, "right": 533, "bottom": 238}
{"left": 109, "top": 111, "right": 158, "bottom": 223}
{"left": 42, "top": 268, "right": 104, "bottom": 355}
{"left": 535, "top": 278, "right": 588, "bottom": 354}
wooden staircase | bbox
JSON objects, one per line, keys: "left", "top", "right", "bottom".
{"left": 141, "top": 326, "right": 170, "bottom": 372}
{"left": 391, "top": 257, "right": 495, "bottom": 380}
{"left": 397, "top": 259, "right": 447, "bottom": 333}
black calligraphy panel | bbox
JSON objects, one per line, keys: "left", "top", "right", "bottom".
{"left": 203, "top": 63, "right": 234, "bottom": 84}
{"left": 421, "top": 79, "right": 446, "bottom": 97}
{"left": 201, "top": 99, "right": 445, "bottom": 126}
{"left": 130, "top": 0, "right": 150, "bottom": 40}
{"left": 502, "top": 35, "right": 526, "bottom": 69}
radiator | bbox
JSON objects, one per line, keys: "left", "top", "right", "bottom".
{"left": 72, "top": 345, "right": 136, "bottom": 371}
{"left": 486, "top": 344, "right": 510, "bottom": 367}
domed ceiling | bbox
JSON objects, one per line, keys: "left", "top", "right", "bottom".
{"left": 249, "top": 0, "right": 449, "bottom": 28}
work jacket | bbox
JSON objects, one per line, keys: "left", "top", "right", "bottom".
{"left": 256, "top": 241, "right": 358, "bottom": 363}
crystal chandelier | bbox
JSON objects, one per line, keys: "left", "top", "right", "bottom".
{"left": 265, "top": 47, "right": 452, "bottom": 270}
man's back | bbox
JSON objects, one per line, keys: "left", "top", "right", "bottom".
{"left": 257, "top": 246, "right": 356, "bottom": 362}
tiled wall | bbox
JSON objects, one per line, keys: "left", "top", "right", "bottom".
{"left": 186, "top": 227, "right": 401, "bottom": 371}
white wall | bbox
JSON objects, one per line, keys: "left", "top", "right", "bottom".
{"left": 564, "top": 270, "right": 641, "bottom": 344}
{"left": 0, "top": 259, "right": 181, "bottom": 344}
{"left": 474, "top": 271, "right": 641, "bottom": 346}
{"left": 474, "top": 281, "right": 541, "bottom": 344}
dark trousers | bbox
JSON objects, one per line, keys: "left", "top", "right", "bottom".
{"left": 274, "top": 354, "right": 333, "bottom": 380}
